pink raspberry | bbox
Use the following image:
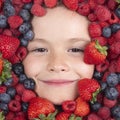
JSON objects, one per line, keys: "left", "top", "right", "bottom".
{"left": 22, "top": 0, "right": 32, "bottom": 3}
{"left": 88, "top": 13, "right": 97, "bottom": 22}
{"left": 87, "top": 113, "right": 102, "bottom": 120}
{"left": 15, "top": 83, "right": 26, "bottom": 95}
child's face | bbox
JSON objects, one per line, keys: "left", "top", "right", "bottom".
{"left": 23, "top": 6, "right": 94, "bottom": 105}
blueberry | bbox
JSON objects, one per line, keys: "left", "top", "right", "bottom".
{"left": 90, "top": 102, "right": 101, "bottom": 112}
{"left": 106, "top": 73, "right": 119, "bottom": 87}
{"left": 22, "top": 102, "right": 29, "bottom": 112}
{"left": 19, "top": 74, "right": 27, "bottom": 83}
{"left": 93, "top": 71, "right": 104, "bottom": 81}
{"left": 105, "top": 87, "right": 119, "bottom": 100}
{"left": 111, "top": 105, "right": 120, "bottom": 118}
{"left": 19, "top": 22, "right": 31, "bottom": 34}
{"left": 23, "top": 2, "right": 33, "bottom": 10}
{"left": 0, "top": 93, "right": 11, "bottom": 103}
{"left": 12, "top": 63, "right": 24, "bottom": 76}
{"left": 6, "top": 87, "right": 16, "bottom": 98}
{"left": 117, "top": 73, "right": 120, "bottom": 83}
{"left": 99, "top": 81, "right": 107, "bottom": 91}
{"left": 19, "top": 9, "right": 31, "bottom": 21}
{"left": 4, "top": 78, "right": 13, "bottom": 87}
{"left": 102, "top": 26, "right": 111, "bottom": 38}
{"left": 23, "top": 30, "right": 34, "bottom": 41}
{"left": 20, "top": 37, "right": 29, "bottom": 47}
{"left": 0, "top": 15, "right": 7, "bottom": 28}
{"left": 0, "top": 103, "right": 9, "bottom": 113}
{"left": 115, "top": 7, "right": 120, "bottom": 18}
{"left": 24, "top": 78, "right": 35, "bottom": 90}
{"left": 3, "top": 3, "right": 15, "bottom": 17}
{"left": 110, "top": 23, "right": 120, "bottom": 33}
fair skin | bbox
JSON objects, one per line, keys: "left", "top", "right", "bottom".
{"left": 23, "top": 6, "right": 94, "bottom": 105}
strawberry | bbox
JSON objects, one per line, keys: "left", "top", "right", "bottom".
{"left": 28, "top": 97, "right": 55, "bottom": 119}
{"left": 0, "top": 58, "right": 3, "bottom": 75}
{"left": 44, "top": 0, "right": 57, "bottom": 8}
{"left": 0, "top": 35, "right": 20, "bottom": 59}
{"left": 63, "top": 0, "right": 79, "bottom": 11}
{"left": 74, "top": 97, "right": 90, "bottom": 117}
{"left": 78, "top": 78, "right": 100, "bottom": 101}
{"left": 56, "top": 112, "right": 71, "bottom": 120}
{"left": 84, "top": 40, "right": 108, "bottom": 65}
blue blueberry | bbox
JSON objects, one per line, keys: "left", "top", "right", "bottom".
{"left": 6, "top": 87, "right": 16, "bottom": 98}
{"left": 111, "top": 105, "right": 120, "bottom": 119}
{"left": 99, "top": 81, "right": 107, "bottom": 91}
{"left": 20, "top": 37, "right": 29, "bottom": 47}
{"left": 24, "top": 78, "right": 35, "bottom": 90}
{"left": 106, "top": 73, "right": 119, "bottom": 87}
{"left": 102, "top": 26, "right": 111, "bottom": 38}
{"left": 0, "top": 15, "right": 7, "bottom": 28}
{"left": 105, "top": 87, "right": 119, "bottom": 100}
{"left": 0, "top": 103, "right": 9, "bottom": 113}
{"left": 22, "top": 102, "right": 29, "bottom": 112}
{"left": 3, "top": 78, "right": 13, "bottom": 87}
{"left": 115, "top": 7, "right": 120, "bottom": 18}
{"left": 23, "top": 30, "right": 34, "bottom": 41}
{"left": 90, "top": 102, "right": 101, "bottom": 112}
{"left": 110, "top": 23, "right": 120, "bottom": 33}
{"left": 93, "top": 71, "right": 104, "bottom": 81}
{"left": 23, "top": 2, "right": 33, "bottom": 10}
{"left": 0, "top": 93, "right": 11, "bottom": 103}
{"left": 19, "top": 74, "right": 27, "bottom": 83}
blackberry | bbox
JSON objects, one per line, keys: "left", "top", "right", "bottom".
{"left": 0, "top": 15, "right": 7, "bottom": 28}
{"left": 0, "top": 103, "right": 9, "bottom": 113}
{"left": 0, "top": 93, "right": 11, "bottom": 103}
{"left": 19, "top": 74, "right": 27, "bottom": 83}
{"left": 106, "top": 73, "right": 119, "bottom": 87}
{"left": 3, "top": 2, "right": 15, "bottom": 17}
{"left": 12, "top": 63, "right": 24, "bottom": 76}
{"left": 111, "top": 105, "right": 120, "bottom": 119}
{"left": 102, "top": 26, "right": 111, "bottom": 38}
{"left": 105, "top": 87, "right": 119, "bottom": 100}
{"left": 4, "top": 78, "right": 13, "bottom": 87}
{"left": 23, "top": 2, "right": 33, "bottom": 10}
{"left": 6, "top": 87, "right": 16, "bottom": 98}
{"left": 19, "top": 22, "right": 31, "bottom": 34}
{"left": 22, "top": 102, "right": 29, "bottom": 112}
{"left": 115, "top": 7, "right": 120, "bottom": 18}
{"left": 93, "top": 71, "right": 104, "bottom": 81}
{"left": 24, "top": 78, "right": 35, "bottom": 90}
{"left": 110, "top": 23, "right": 120, "bottom": 33}
{"left": 19, "top": 9, "right": 31, "bottom": 21}
{"left": 23, "top": 30, "right": 34, "bottom": 41}
{"left": 90, "top": 102, "right": 101, "bottom": 112}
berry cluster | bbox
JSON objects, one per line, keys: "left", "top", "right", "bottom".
{"left": 0, "top": 0, "right": 120, "bottom": 120}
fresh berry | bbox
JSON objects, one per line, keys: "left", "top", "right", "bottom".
{"left": 63, "top": 0, "right": 78, "bottom": 11}
{"left": 44, "top": 0, "right": 57, "bottom": 8}
{"left": 0, "top": 15, "right": 7, "bottom": 28}
{"left": 28, "top": 97, "right": 55, "bottom": 119}
{"left": 78, "top": 78, "right": 100, "bottom": 101}
{"left": 110, "top": 23, "right": 120, "bottom": 33}
{"left": 3, "top": 78, "right": 13, "bottom": 87}
{"left": 0, "top": 93, "right": 11, "bottom": 103}
{"left": 22, "top": 0, "right": 32, "bottom": 3}
{"left": 102, "top": 26, "right": 112, "bottom": 38}
{"left": 115, "top": 7, "right": 120, "bottom": 18}
{"left": 0, "top": 103, "right": 9, "bottom": 113}
{"left": 23, "top": 2, "right": 33, "bottom": 10}
{"left": 15, "top": 83, "right": 25, "bottom": 95}
{"left": 111, "top": 105, "right": 120, "bottom": 119}
{"left": 62, "top": 100, "right": 76, "bottom": 113}
{"left": 87, "top": 113, "right": 102, "bottom": 120}
{"left": 19, "top": 73, "right": 27, "bottom": 83}
{"left": 6, "top": 87, "right": 16, "bottom": 98}
{"left": 22, "top": 102, "right": 29, "bottom": 112}
{"left": 0, "top": 86, "right": 7, "bottom": 94}
{"left": 93, "top": 70, "right": 104, "bottom": 81}
{"left": 90, "top": 101, "right": 101, "bottom": 112}
{"left": 74, "top": 97, "right": 90, "bottom": 117}
{"left": 0, "top": 35, "right": 20, "bottom": 59}
{"left": 23, "top": 29, "right": 34, "bottom": 41}
{"left": 84, "top": 40, "right": 108, "bottom": 65}
{"left": 0, "top": 58, "right": 3, "bottom": 75}
{"left": 56, "top": 112, "right": 71, "bottom": 120}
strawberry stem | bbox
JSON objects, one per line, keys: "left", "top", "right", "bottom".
{"left": 0, "top": 111, "right": 5, "bottom": 120}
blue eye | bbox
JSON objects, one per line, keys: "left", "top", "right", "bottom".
{"left": 68, "top": 48, "right": 84, "bottom": 53}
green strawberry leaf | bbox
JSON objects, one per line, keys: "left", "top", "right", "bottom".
{"left": 116, "top": 0, "right": 120, "bottom": 3}
{"left": 69, "top": 114, "right": 82, "bottom": 120}
{"left": 0, "top": 111, "right": 5, "bottom": 120}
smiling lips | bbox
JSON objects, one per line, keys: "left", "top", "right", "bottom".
{"left": 42, "top": 80, "right": 76, "bottom": 86}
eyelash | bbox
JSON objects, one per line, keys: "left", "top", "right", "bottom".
{"left": 68, "top": 48, "right": 84, "bottom": 53}
{"left": 31, "top": 48, "right": 48, "bottom": 52}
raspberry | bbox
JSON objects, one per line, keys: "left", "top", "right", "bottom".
{"left": 21, "top": 89, "right": 36, "bottom": 102}
{"left": 12, "top": 72, "right": 19, "bottom": 86}
{"left": 88, "top": 22, "right": 102, "bottom": 37}
{"left": 77, "top": 2, "right": 90, "bottom": 16}
{"left": 10, "top": 29, "right": 21, "bottom": 37}
{"left": 8, "top": 100, "right": 21, "bottom": 112}
{"left": 0, "top": 86, "right": 7, "bottom": 94}
{"left": 107, "top": 0, "right": 117, "bottom": 10}
{"left": 87, "top": 113, "right": 102, "bottom": 120}
{"left": 88, "top": 13, "right": 97, "bottom": 22}
{"left": 114, "top": 30, "right": 120, "bottom": 41}
{"left": 15, "top": 83, "right": 26, "bottom": 95}
{"left": 6, "top": 111, "right": 15, "bottom": 120}
{"left": 116, "top": 57, "right": 120, "bottom": 72}
{"left": 88, "top": 0, "right": 97, "bottom": 10}
{"left": 15, "top": 95, "right": 21, "bottom": 102}
{"left": 108, "top": 12, "right": 119, "bottom": 24}
{"left": 95, "top": 0, "right": 106, "bottom": 5}
{"left": 8, "top": 15, "right": 23, "bottom": 29}
{"left": 63, "top": 0, "right": 78, "bottom": 11}
{"left": 31, "top": 4, "right": 46, "bottom": 16}
{"left": 44, "top": 0, "right": 57, "bottom": 8}
{"left": 95, "top": 5, "right": 111, "bottom": 22}
{"left": 99, "top": 21, "right": 109, "bottom": 28}
{"left": 108, "top": 60, "right": 118, "bottom": 73}
{"left": 97, "top": 106, "right": 111, "bottom": 119}
{"left": 22, "top": 0, "right": 32, "bottom": 3}
{"left": 8, "top": 54, "right": 20, "bottom": 64}
{"left": 3, "top": 29, "right": 12, "bottom": 36}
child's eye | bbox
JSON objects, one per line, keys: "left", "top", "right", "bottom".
{"left": 68, "top": 48, "right": 84, "bottom": 53}
{"left": 31, "top": 48, "right": 48, "bottom": 53}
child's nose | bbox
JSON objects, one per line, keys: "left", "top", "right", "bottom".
{"left": 47, "top": 54, "right": 69, "bottom": 72}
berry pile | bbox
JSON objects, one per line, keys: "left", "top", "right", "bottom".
{"left": 0, "top": 0, "right": 120, "bottom": 120}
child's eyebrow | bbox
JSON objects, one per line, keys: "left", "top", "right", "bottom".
{"left": 68, "top": 38, "right": 90, "bottom": 43}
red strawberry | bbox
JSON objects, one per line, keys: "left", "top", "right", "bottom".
{"left": 0, "top": 35, "right": 20, "bottom": 59}
{"left": 31, "top": 4, "right": 46, "bottom": 16}
{"left": 44, "top": 0, "right": 57, "bottom": 8}
{"left": 74, "top": 97, "right": 90, "bottom": 117}
{"left": 56, "top": 112, "right": 71, "bottom": 120}
{"left": 28, "top": 97, "right": 55, "bottom": 119}
{"left": 63, "top": 0, "right": 78, "bottom": 11}
{"left": 84, "top": 41, "right": 108, "bottom": 65}
{"left": 78, "top": 78, "right": 100, "bottom": 101}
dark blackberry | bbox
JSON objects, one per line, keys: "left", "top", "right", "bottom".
{"left": 24, "top": 78, "right": 35, "bottom": 90}
{"left": 6, "top": 87, "right": 16, "bottom": 98}
{"left": 19, "top": 74, "right": 27, "bottom": 83}
{"left": 90, "top": 102, "right": 101, "bottom": 112}
{"left": 115, "top": 7, "right": 120, "bottom": 18}
{"left": 102, "top": 26, "right": 111, "bottom": 38}
{"left": 106, "top": 73, "right": 119, "bottom": 87}
{"left": 0, "top": 15, "right": 7, "bottom": 28}
{"left": 23, "top": 2, "right": 33, "bottom": 10}
{"left": 0, "top": 93, "right": 11, "bottom": 103}
{"left": 19, "top": 9, "right": 31, "bottom": 21}
{"left": 23, "top": 30, "right": 34, "bottom": 41}
{"left": 22, "top": 102, "right": 29, "bottom": 112}
{"left": 0, "top": 103, "right": 9, "bottom": 113}
{"left": 19, "top": 22, "right": 31, "bottom": 34}
{"left": 93, "top": 71, "right": 104, "bottom": 81}
{"left": 110, "top": 23, "right": 120, "bottom": 33}
{"left": 12, "top": 63, "right": 24, "bottom": 76}
{"left": 20, "top": 37, "right": 29, "bottom": 47}
{"left": 3, "top": 2, "right": 15, "bottom": 17}
{"left": 3, "top": 78, "right": 13, "bottom": 87}
{"left": 111, "top": 105, "right": 120, "bottom": 119}
{"left": 105, "top": 87, "right": 119, "bottom": 100}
